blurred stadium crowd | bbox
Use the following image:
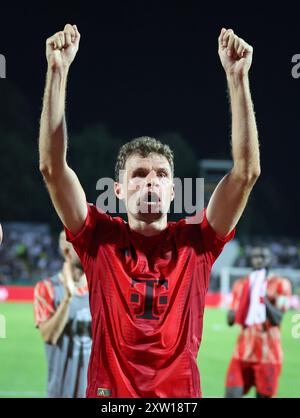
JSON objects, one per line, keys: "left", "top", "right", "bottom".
{"left": 1, "top": 222, "right": 300, "bottom": 285}
{"left": 235, "top": 239, "right": 300, "bottom": 269}
{"left": 0, "top": 223, "right": 61, "bottom": 284}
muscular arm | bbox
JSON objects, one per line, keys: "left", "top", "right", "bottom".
{"left": 207, "top": 29, "right": 260, "bottom": 237}
{"left": 39, "top": 296, "right": 71, "bottom": 345}
{"left": 39, "top": 24, "right": 87, "bottom": 235}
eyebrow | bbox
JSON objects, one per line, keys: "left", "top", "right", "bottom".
{"left": 130, "top": 166, "right": 170, "bottom": 177}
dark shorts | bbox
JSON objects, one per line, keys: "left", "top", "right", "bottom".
{"left": 225, "top": 358, "right": 282, "bottom": 397}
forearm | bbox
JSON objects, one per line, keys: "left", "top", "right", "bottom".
{"left": 39, "top": 296, "right": 71, "bottom": 345}
{"left": 227, "top": 310, "right": 235, "bottom": 326}
{"left": 39, "top": 66, "right": 69, "bottom": 176}
{"left": 265, "top": 297, "right": 283, "bottom": 326}
{"left": 227, "top": 74, "right": 260, "bottom": 182}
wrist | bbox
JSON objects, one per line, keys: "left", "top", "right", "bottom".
{"left": 47, "top": 64, "right": 69, "bottom": 79}
{"left": 226, "top": 71, "right": 249, "bottom": 89}
{"left": 62, "top": 294, "right": 72, "bottom": 304}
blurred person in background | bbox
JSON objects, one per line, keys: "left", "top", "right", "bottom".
{"left": 33, "top": 231, "right": 92, "bottom": 398}
{"left": 225, "top": 246, "right": 292, "bottom": 398}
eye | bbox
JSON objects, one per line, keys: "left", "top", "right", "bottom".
{"left": 132, "top": 169, "right": 147, "bottom": 178}
{"left": 157, "top": 170, "right": 168, "bottom": 177}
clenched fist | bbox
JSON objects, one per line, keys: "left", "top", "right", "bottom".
{"left": 218, "top": 28, "right": 253, "bottom": 78}
{"left": 46, "top": 23, "right": 81, "bottom": 71}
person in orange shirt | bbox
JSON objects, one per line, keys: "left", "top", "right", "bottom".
{"left": 33, "top": 231, "right": 91, "bottom": 397}
{"left": 225, "top": 246, "right": 292, "bottom": 398}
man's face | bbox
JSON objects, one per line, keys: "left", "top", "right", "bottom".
{"left": 59, "top": 232, "right": 83, "bottom": 282}
{"left": 64, "top": 245, "right": 84, "bottom": 282}
{"left": 250, "top": 247, "right": 272, "bottom": 270}
{"left": 115, "top": 153, "right": 174, "bottom": 222}
{"left": 67, "top": 245, "right": 83, "bottom": 270}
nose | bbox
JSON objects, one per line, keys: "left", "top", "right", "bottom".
{"left": 146, "top": 170, "right": 159, "bottom": 187}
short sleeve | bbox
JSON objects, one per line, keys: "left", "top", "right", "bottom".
{"left": 33, "top": 280, "right": 55, "bottom": 327}
{"left": 199, "top": 209, "right": 235, "bottom": 262}
{"left": 230, "top": 279, "right": 246, "bottom": 311}
{"left": 64, "top": 202, "right": 118, "bottom": 265}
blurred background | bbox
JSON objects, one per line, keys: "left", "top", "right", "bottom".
{"left": 0, "top": 1, "right": 300, "bottom": 398}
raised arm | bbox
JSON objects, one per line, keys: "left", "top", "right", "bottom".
{"left": 39, "top": 24, "right": 87, "bottom": 235}
{"left": 206, "top": 28, "right": 260, "bottom": 237}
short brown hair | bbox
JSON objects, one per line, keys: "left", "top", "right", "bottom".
{"left": 115, "top": 136, "right": 174, "bottom": 181}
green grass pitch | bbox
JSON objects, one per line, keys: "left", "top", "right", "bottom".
{"left": 0, "top": 303, "right": 299, "bottom": 398}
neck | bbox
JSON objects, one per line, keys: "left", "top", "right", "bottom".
{"left": 128, "top": 213, "right": 168, "bottom": 237}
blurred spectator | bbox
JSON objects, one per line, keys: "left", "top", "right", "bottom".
{"left": 0, "top": 223, "right": 62, "bottom": 284}
{"left": 235, "top": 238, "right": 300, "bottom": 270}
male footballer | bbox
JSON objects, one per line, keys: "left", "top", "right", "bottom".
{"left": 38, "top": 24, "right": 260, "bottom": 397}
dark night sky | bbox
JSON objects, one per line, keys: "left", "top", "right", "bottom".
{"left": 1, "top": 2, "right": 300, "bottom": 236}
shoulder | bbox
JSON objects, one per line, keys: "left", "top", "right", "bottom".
{"left": 34, "top": 278, "right": 54, "bottom": 294}
{"left": 65, "top": 203, "right": 126, "bottom": 253}
{"left": 88, "top": 203, "right": 125, "bottom": 229}
{"left": 34, "top": 277, "right": 55, "bottom": 304}
{"left": 233, "top": 276, "right": 249, "bottom": 291}
{"left": 168, "top": 209, "right": 235, "bottom": 253}
{"left": 268, "top": 275, "right": 292, "bottom": 293}
{"left": 239, "top": 276, "right": 249, "bottom": 284}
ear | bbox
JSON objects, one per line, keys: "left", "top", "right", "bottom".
{"left": 114, "top": 181, "right": 125, "bottom": 200}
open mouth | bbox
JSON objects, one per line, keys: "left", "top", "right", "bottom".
{"left": 142, "top": 191, "right": 160, "bottom": 204}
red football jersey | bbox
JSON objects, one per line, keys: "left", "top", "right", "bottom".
{"left": 65, "top": 203, "right": 234, "bottom": 398}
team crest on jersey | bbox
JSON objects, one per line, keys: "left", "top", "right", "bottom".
{"left": 97, "top": 388, "right": 112, "bottom": 397}
{"left": 130, "top": 277, "right": 169, "bottom": 320}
